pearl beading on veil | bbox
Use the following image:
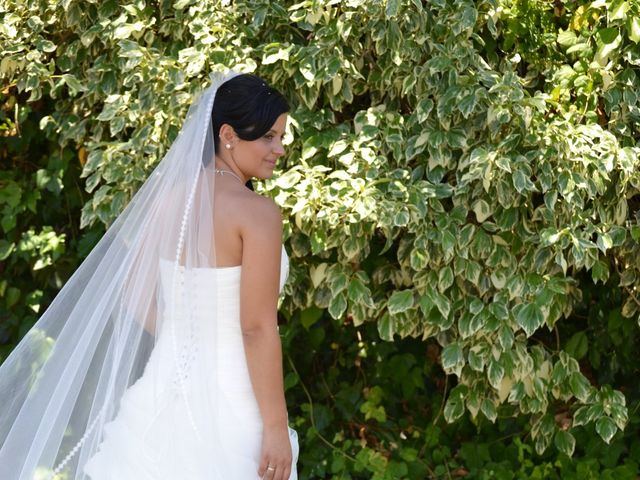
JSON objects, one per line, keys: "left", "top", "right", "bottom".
{"left": 166, "top": 83, "right": 217, "bottom": 443}
{"left": 48, "top": 277, "right": 133, "bottom": 477}
{"left": 48, "top": 405, "right": 105, "bottom": 477}
{"left": 168, "top": 184, "right": 203, "bottom": 443}
{"left": 43, "top": 76, "right": 222, "bottom": 479}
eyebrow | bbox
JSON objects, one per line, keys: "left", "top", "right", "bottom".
{"left": 266, "top": 129, "right": 285, "bottom": 135}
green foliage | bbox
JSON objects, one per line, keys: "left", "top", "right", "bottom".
{"left": 0, "top": 91, "right": 97, "bottom": 359}
{"left": 280, "top": 314, "right": 640, "bottom": 478}
{"left": 2, "top": 0, "right": 640, "bottom": 476}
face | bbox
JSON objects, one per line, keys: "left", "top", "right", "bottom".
{"left": 230, "top": 113, "right": 288, "bottom": 180}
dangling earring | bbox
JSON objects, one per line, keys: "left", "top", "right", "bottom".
{"left": 225, "top": 143, "right": 231, "bottom": 149}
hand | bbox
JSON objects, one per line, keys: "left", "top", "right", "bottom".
{"left": 258, "top": 424, "right": 293, "bottom": 480}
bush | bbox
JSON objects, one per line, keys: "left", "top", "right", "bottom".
{"left": 2, "top": 0, "right": 639, "bottom": 477}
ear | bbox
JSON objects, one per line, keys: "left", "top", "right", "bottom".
{"left": 219, "top": 124, "right": 237, "bottom": 147}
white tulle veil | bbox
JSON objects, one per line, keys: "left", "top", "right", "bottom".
{"left": 0, "top": 70, "right": 241, "bottom": 479}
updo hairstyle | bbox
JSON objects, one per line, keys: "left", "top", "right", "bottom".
{"left": 210, "top": 74, "right": 289, "bottom": 155}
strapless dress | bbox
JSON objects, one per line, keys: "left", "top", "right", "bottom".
{"left": 83, "top": 245, "right": 298, "bottom": 479}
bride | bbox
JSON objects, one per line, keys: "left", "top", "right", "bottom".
{"left": 0, "top": 71, "right": 299, "bottom": 479}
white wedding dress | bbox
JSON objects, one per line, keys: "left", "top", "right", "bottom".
{"left": 83, "top": 245, "right": 298, "bottom": 479}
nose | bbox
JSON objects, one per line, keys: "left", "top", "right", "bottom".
{"left": 273, "top": 139, "right": 285, "bottom": 156}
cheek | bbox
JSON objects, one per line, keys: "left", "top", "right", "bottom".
{"left": 239, "top": 142, "right": 269, "bottom": 164}
{"left": 241, "top": 142, "right": 267, "bottom": 164}
{"left": 252, "top": 141, "right": 271, "bottom": 157}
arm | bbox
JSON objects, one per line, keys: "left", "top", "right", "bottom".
{"left": 121, "top": 184, "right": 184, "bottom": 338}
{"left": 120, "top": 245, "right": 159, "bottom": 337}
{"left": 239, "top": 196, "right": 291, "bottom": 479}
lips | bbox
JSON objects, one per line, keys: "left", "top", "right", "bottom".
{"left": 265, "top": 159, "right": 277, "bottom": 166}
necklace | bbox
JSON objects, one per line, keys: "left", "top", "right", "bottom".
{"left": 214, "top": 168, "right": 244, "bottom": 184}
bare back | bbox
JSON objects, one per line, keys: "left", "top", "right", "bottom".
{"left": 212, "top": 181, "right": 249, "bottom": 267}
{"left": 212, "top": 177, "right": 282, "bottom": 269}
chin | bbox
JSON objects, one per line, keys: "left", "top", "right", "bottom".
{"left": 263, "top": 167, "right": 278, "bottom": 178}
{"left": 253, "top": 172, "right": 272, "bottom": 181}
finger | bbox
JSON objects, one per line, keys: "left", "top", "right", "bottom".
{"left": 273, "top": 465, "right": 283, "bottom": 480}
{"left": 264, "top": 463, "right": 277, "bottom": 480}
{"left": 276, "top": 458, "right": 290, "bottom": 480}
{"left": 279, "top": 466, "right": 286, "bottom": 480}
{"left": 282, "top": 462, "right": 291, "bottom": 480}
{"left": 258, "top": 456, "right": 269, "bottom": 478}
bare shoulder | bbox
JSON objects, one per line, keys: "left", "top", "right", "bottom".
{"left": 236, "top": 191, "right": 282, "bottom": 235}
{"left": 236, "top": 191, "right": 282, "bottom": 285}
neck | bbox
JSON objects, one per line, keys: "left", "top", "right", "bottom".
{"left": 212, "top": 156, "right": 247, "bottom": 184}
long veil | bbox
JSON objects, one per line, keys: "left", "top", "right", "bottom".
{"left": 0, "top": 70, "right": 240, "bottom": 479}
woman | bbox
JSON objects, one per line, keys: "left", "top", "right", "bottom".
{"left": 0, "top": 71, "right": 298, "bottom": 479}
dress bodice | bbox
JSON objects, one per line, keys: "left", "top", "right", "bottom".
{"left": 158, "top": 244, "right": 289, "bottom": 302}
{"left": 154, "top": 243, "right": 290, "bottom": 390}
{"left": 83, "top": 244, "right": 299, "bottom": 480}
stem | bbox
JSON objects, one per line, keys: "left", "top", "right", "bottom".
{"left": 286, "top": 356, "right": 358, "bottom": 463}
{"left": 624, "top": 287, "right": 640, "bottom": 308}
{"left": 432, "top": 374, "right": 449, "bottom": 426}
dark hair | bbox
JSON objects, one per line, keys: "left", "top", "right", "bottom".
{"left": 210, "top": 73, "right": 289, "bottom": 156}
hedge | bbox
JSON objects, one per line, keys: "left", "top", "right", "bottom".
{"left": 2, "top": 0, "right": 640, "bottom": 477}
